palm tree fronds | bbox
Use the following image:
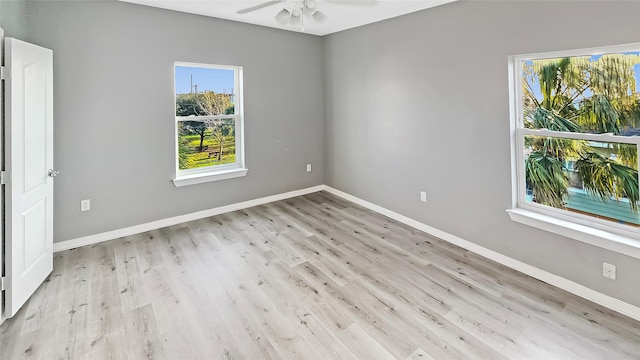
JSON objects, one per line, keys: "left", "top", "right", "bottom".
{"left": 523, "top": 52, "right": 640, "bottom": 217}
{"left": 590, "top": 54, "right": 640, "bottom": 98}
{"left": 577, "top": 94, "right": 620, "bottom": 134}
{"left": 575, "top": 152, "right": 639, "bottom": 212}
{"left": 526, "top": 151, "right": 568, "bottom": 208}
{"left": 529, "top": 107, "right": 582, "bottom": 132}
{"left": 533, "top": 57, "right": 589, "bottom": 109}
{"left": 615, "top": 142, "right": 638, "bottom": 169}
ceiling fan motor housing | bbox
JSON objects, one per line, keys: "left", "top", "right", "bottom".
{"left": 240, "top": 0, "right": 328, "bottom": 27}
{"left": 278, "top": 0, "right": 325, "bottom": 26}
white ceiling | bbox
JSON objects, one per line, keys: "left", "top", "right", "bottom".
{"left": 119, "top": 0, "right": 457, "bottom": 36}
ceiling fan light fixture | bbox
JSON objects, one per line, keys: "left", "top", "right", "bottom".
{"left": 238, "top": 0, "right": 335, "bottom": 29}
{"left": 311, "top": 10, "right": 326, "bottom": 23}
{"left": 289, "top": 12, "right": 301, "bottom": 26}
{"left": 275, "top": 8, "right": 290, "bottom": 24}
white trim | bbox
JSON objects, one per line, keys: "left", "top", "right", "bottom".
{"left": 516, "top": 42, "right": 640, "bottom": 62}
{"left": 508, "top": 44, "right": 640, "bottom": 251}
{"left": 0, "top": 26, "right": 4, "bottom": 326}
{"left": 174, "top": 62, "right": 245, "bottom": 182}
{"left": 516, "top": 199, "right": 640, "bottom": 244}
{"left": 52, "top": 183, "right": 640, "bottom": 321}
{"left": 519, "top": 128, "right": 640, "bottom": 144}
{"left": 175, "top": 61, "right": 239, "bottom": 72}
{"left": 323, "top": 186, "right": 640, "bottom": 322}
{"left": 173, "top": 167, "right": 248, "bottom": 187}
{"left": 53, "top": 185, "right": 325, "bottom": 253}
{"left": 176, "top": 114, "right": 237, "bottom": 121}
{"left": 507, "top": 208, "right": 640, "bottom": 259}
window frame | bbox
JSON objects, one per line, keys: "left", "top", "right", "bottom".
{"left": 172, "top": 62, "right": 247, "bottom": 187}
{"left": 507, "top": 43, "right": 640, "bottom": 258}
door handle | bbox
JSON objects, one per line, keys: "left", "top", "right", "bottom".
{"left": 48, "top": 169, "right": 59, "bottom": 177}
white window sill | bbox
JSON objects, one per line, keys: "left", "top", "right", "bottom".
{"left": 507, "top": 208, "right": 640, "bottom": 259}
{"left": 173, "top": 168, "right": 248, "bottom": 187}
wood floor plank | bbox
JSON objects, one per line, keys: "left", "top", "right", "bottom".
{"left": 339, "top": 324, "right": 397, "bottom": 360}
{"left": 294, "top": 261, "right": 471, "bottom": 359}
{"left": 2, "top": 191, "right": 639, "bottom": 359}
{"left": 406, "top": 347, "right": 437, "bottom": 360}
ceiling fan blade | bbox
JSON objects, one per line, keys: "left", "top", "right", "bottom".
{"left": 323, "top": 0, "right": 377, "bottom": 6}
{"left": 236, "top": 0, "right": 283, "bottom": 14}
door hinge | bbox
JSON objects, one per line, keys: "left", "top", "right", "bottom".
{"left": 0, "top": 66, "right": 5, "bottom": 80}
{"left": 0, "top": 171, "right": 6, "bottom": 185}
{"left": 1, "top": 277, "right": 6, "bottom": 292}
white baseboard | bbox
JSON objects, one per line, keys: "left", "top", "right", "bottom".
{"left": 323, "top": 186, "right": 640, "bottom": 322}
{"left": 53, "top": 185, "right": 325, "bottom": 253}
{"left": 53, "top": 183, "right": 640, "bottom": 321}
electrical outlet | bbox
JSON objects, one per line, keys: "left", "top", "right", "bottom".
{"left": 306, "top": 164, "right": 312, "bottom": 172}
{"left": 420, "top": 191, "right": 427, "bottom": 202}
{"left": 81, "top": 199, "right": 91, "bottom": 212}
{"left": 603, "top": 262, "right": 616, "bottom": 280}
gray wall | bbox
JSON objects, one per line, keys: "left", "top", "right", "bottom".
{"left": 323, "top": 0, "right": 640, "bottom": 307}
{"left": 2, "top": 0, "right": 325, "bottom": 242}
{"left": 4, "top": 0, "right": 640, "bottom": 309}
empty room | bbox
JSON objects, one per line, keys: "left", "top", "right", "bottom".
{"left": 1, "top": 0, "right": 640, "bottom": 358}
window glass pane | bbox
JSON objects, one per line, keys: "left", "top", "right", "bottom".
{"left": 521, "top": 52, "right": 640, "bottom": 135}
{"left": 178, "top": 118, "right": 236, "bottom": 170}
{"left": 175, "top": 66, "right": 235, "bottom": 116}
{"left": 524, "top": 134, "right": 639, "bottom": 226}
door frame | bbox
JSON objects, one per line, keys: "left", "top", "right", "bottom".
{"left": 1, "top": 26, "right": 5, "bottom": 326}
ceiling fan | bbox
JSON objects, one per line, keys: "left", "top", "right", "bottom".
{"left": 237, "top": 0, "right": 375, "bottom": 30}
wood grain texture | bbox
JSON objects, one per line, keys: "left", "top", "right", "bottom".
{"left": 2, "top": 191, "right": 639, "bottom": 359}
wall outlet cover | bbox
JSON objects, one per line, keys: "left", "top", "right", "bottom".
{"left": 603, "top": 262, "right": 616, "bottom": 280}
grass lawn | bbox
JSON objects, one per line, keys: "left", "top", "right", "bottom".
{"left": 179, "top": 131, "right": 236, "bottom": 169}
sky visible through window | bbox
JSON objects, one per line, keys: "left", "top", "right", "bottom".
{"left": 175, "top": 66, "right": 235, "bottom": 95}
{"left": 519, "top": 49, "right": 640, "bottom": 225}
{"left": 525, "top": 52, "right": 640, "bottom": 103}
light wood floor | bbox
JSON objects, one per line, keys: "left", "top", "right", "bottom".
{"left": 2, "top": 191, "right": 640, "bottom": 359}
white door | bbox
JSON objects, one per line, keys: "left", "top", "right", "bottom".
{"left": 5, "top": 38, "right": 54, "bottom": 318}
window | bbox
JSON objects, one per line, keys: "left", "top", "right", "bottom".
{"left": 508, "top": 44, "right": 640, "bottom": 255}
{"left": 173, "top": 62, "right": 247, "bottom": 186}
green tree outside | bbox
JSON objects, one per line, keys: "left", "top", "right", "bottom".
{"left": 523, "top": 53, "right": 640, "bottom": 218}
{"left": 176, "top": 91, "right": 236, "bottom": 169}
